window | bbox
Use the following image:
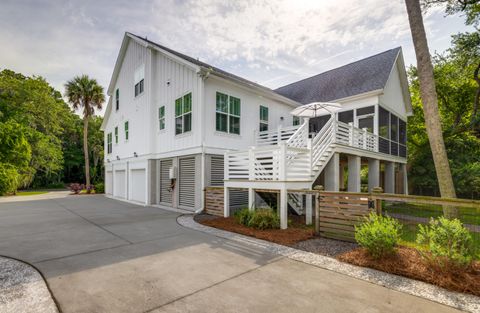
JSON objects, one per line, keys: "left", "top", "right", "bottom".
{"left": 293, "top": 116, "right": 300, "bottom": 126}
{"left": 390, "top": 114, "right": 398, "bottom": 142}
{"left": 114, "top": 126, "right": 118, "bottom": 144}
{"left": 134, "top": 64, "right": 145, "bottom": 97}
{"left": 115, "top": 88, "right": 119, "bottom": 110}
{"left": 399, "top": 119, "right": 407, "bottom": 145}
{"left": 158, "top": 106, "right": 165, "bottom": 130}
{"left": 259, "top": 106, "right": 268, "bottom": 132}
{"left": 107, "top": 133, "right": 112, "bottom": 154}
{"left": 124, "top": 121, "right": 129, "bottom": 141}
{"left": 175, "top": 93, "right": 192, "bottom": 135}
{"left": 216, "top": 92, "right": 240, "bottom": 135}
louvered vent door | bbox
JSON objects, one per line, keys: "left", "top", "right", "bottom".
{"left": 159, "top": 159, "right": 173, "bottom": 204}
{"left": 210, "top": 156, "right": 224, "bottom": 186}
{"left": 179, "top": 157, "right": 196, "bottom": 208}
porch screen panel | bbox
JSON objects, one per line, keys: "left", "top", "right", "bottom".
{"left": 338, "top": 110, "right": 353, "bottom": 124}
{"left": 179, "top": 157, "right": 196, "bottom": 208}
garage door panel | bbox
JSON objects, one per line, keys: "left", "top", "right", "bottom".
{"left": 114, "top": 170, "right": 126, "bottom": 199}
{"left": 130, "top": 169, "right": 146, "bottom": 203}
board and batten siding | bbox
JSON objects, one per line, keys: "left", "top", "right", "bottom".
{"left": 151, "top": 49, "right": 204, "bottom": 155}
{"left": 203, "top": 77, "right": 296, "bottom": 152}
{"left": 104, "top": 39, "right": 151, "bottom": 160}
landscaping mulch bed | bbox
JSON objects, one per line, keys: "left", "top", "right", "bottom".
{"left": 338, "top": 246, "right": 480, "bottom": 297}
{"left": 195, "top": 214, "right": 315, "bottom": 246}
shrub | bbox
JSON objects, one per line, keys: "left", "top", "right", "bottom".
{"left": 355, "top": 213, "right": 402, "bottom": 259}
{"left": 234, "top": 208, "right": 253, "bottom": 226}
{"left": 86, "top": 184, "right": 95, "bottom": 194}
{"left": 233, "top": 208, "right": 280, "bottom": 230}
{"left": 248, "top": 209, "right": 281, "bottom": 230}
{"left": 95, "top": 183, "right": 105, "bottom": 194}
{"left": 69, "top": 183, "right": 84, "bottom": 194}
{"left": 416, "top": 217, "right": 474, "bottom": 269}
{"left": 0, "top": 163, "right": 19, "bottom": 195}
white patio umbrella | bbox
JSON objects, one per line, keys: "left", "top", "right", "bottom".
{"left": 290, "top": 102, "right": 342, "bottom": 118}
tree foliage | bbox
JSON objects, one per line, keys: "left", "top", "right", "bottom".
{"left": 0, "top": 69, "right": 104, "bottom": 194}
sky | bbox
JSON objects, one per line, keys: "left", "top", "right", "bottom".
{"left": 0, "top": 0, "right": 473, "bottom": 116}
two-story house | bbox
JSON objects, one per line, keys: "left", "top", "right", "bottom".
{"left": 101, "top": 32, "right": 412, "bottom": 225}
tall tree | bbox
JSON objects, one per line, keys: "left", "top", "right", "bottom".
{"left": 64, "top": 75, "right": 105, "bottom": 191}
{"left": 405, "top": 0, "right": 457, "bottom": 215}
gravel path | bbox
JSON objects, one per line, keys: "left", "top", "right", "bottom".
{"left": 293, "top": 237, "right": 358, "bottom": 257}
{"left": 0, "top": 257, "right": 58, "bottom": 313}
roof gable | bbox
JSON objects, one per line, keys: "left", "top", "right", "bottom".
{"left": 274, "top": 47, "right": 402, "bottom": 104}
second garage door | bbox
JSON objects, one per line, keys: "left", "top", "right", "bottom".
{"left": 114, "top": 170, "right": 126, "bottom": 199}
{"left": 130, "top": 169, "right": 146, "bottom": 203}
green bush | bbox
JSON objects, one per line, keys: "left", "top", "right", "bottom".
{"left": 355, "top": 213, "right": 402, "bottom": 259}
{"left": 95, "top": 182, "right": 105, "bottom": 194}
{"left": 233, "top": 208, "right": 280, "bottom": 230}
{"left": 0, "top": 163, "right": 19, "bottom": 195}
{"left": 416, "top": 217, "right": 474, "bottom": 269}
{"left": 234, "top": 208, "right": 253, "bottom": 226}
{"left": 248, "top": 209, "right": 280, "bottom": 230}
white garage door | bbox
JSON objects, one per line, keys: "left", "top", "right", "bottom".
{"left": 106, "top": 171, "right": 113, "bottom": 195}
{"left": 114, "top": 170, "right": 126, "bottom": 199}
{"left": 130, "top": 169, "right": 146, "bottom": 203}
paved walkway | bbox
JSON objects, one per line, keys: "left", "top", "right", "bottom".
{"left": 0, "top": 193, "right": 464, "bottom": 313}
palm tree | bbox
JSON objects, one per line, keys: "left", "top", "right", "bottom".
{"left": 64, "top": 75, "right": 105, "bottom": 191}
{"left": 405, "top": 0, "right": 458, "bottom": 217}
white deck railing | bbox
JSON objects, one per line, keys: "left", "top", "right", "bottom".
{"left": 226, "top": 118, "right": 380, "bottom": 182}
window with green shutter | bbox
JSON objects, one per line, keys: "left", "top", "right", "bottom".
{"left": 216, "top": 92, "right": 240, "bottom": 135}
{"left": 259, "top": 105, "right": 268, "bottom": 132}
{"left": 159, "top": 106, "right": 165, "bottom": 130}
{"left": 175, "top": 92, "right": 192, "bottom": 135}
{"left": 293, "top": 116, "right": 300, "bottom": 126}
{"left": 124, "top": 121, "right": 129, "bottom": 140}
{"left": 114, "top": 126, "right": 118, "bottom": 144}
{"left": 107, "top": 133, "right": 112, "bottom": 154}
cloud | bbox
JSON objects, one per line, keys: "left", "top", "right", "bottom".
{"left": 0, "top": 0, "right": 471, "bottom": 115}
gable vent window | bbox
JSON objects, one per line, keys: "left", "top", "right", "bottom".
{"left": 159, "top": 106, "right": 165, "bottom": 130}
{"left": 175, "top": 93, "right": 192, "bottom": 135}
{"left": 124, "top": 121, "right": 129, "bottom": 141}
{"left": 115, "top": 88, "right": 120, "bottom": 110}
{"left": 107, "top": 133, "right": 112, "bottom": 154}
{"left": 134, "top": 64, "right": 145, "bottom": 97}
{"left": 216, "top": 92, "right": 240, "bottom": 135}
{"left": 259, "top": 105, "right": 269, "bottom": 132}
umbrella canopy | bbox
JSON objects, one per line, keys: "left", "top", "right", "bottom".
{"left": 290, "top": 102, "right": 342, "bottom": 118}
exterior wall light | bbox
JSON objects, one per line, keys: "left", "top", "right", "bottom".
{"left": 134, "top": 152, "right": 138, "bottom": 157}
{"left": 116, "top": 156, "right": 120, "bottom": 160}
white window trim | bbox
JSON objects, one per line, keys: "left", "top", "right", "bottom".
{"left": 175, "top": 92, "right": 192, "bottom": 136}
{"left": 158, "top": 106, "right": 166, "bottom": 132}
{"left": 215, "top": 92, "right": 241, "bottom": 135}
{"left": 259, "top": 105, "right": 269, "bottom": 131}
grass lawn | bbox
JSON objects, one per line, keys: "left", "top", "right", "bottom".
{"left": 384, "top": 201, "right": 480, "bottom": 226}
{"left": 15, "top": 190, "right": 49, "bottom": 196}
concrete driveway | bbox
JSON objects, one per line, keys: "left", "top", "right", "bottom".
{"left": 0, "top": 194, "right": 462, "bottom": 313}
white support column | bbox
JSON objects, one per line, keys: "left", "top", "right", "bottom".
{"left": 279, "top": 142, "right": 287, "bottom": 181}
{"left": 280, "top": 188, "right": 288, "bottom": 229}
{"left": 368, "top": 159, "right": 380, "bottom": 192}
{"left": 348, "top": 155, "right": 361, "bottom": 192}
{"left": 224, "top": 187, "right": 230, "bottom": 217}
{"left": 324, "top": 153, "right": 340, "bottom": 191}
{"left": 385, "top": 162, "right": 395, "bottom": 194}
{"left": 248, "top": 188, "right": 255, "bottom": 211}
{"left": 401, "top": 163, "right": 408, "bottom": 195}
{"left": 306, "top": 194, "right": 312, "bottom": 225}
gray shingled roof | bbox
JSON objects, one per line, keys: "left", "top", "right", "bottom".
{"left": 274, "top": 47, "right": 401, "bottom": 103}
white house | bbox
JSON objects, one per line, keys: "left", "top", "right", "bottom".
{"left": 101, "top": 32, "right": 412, "bottom": 227}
